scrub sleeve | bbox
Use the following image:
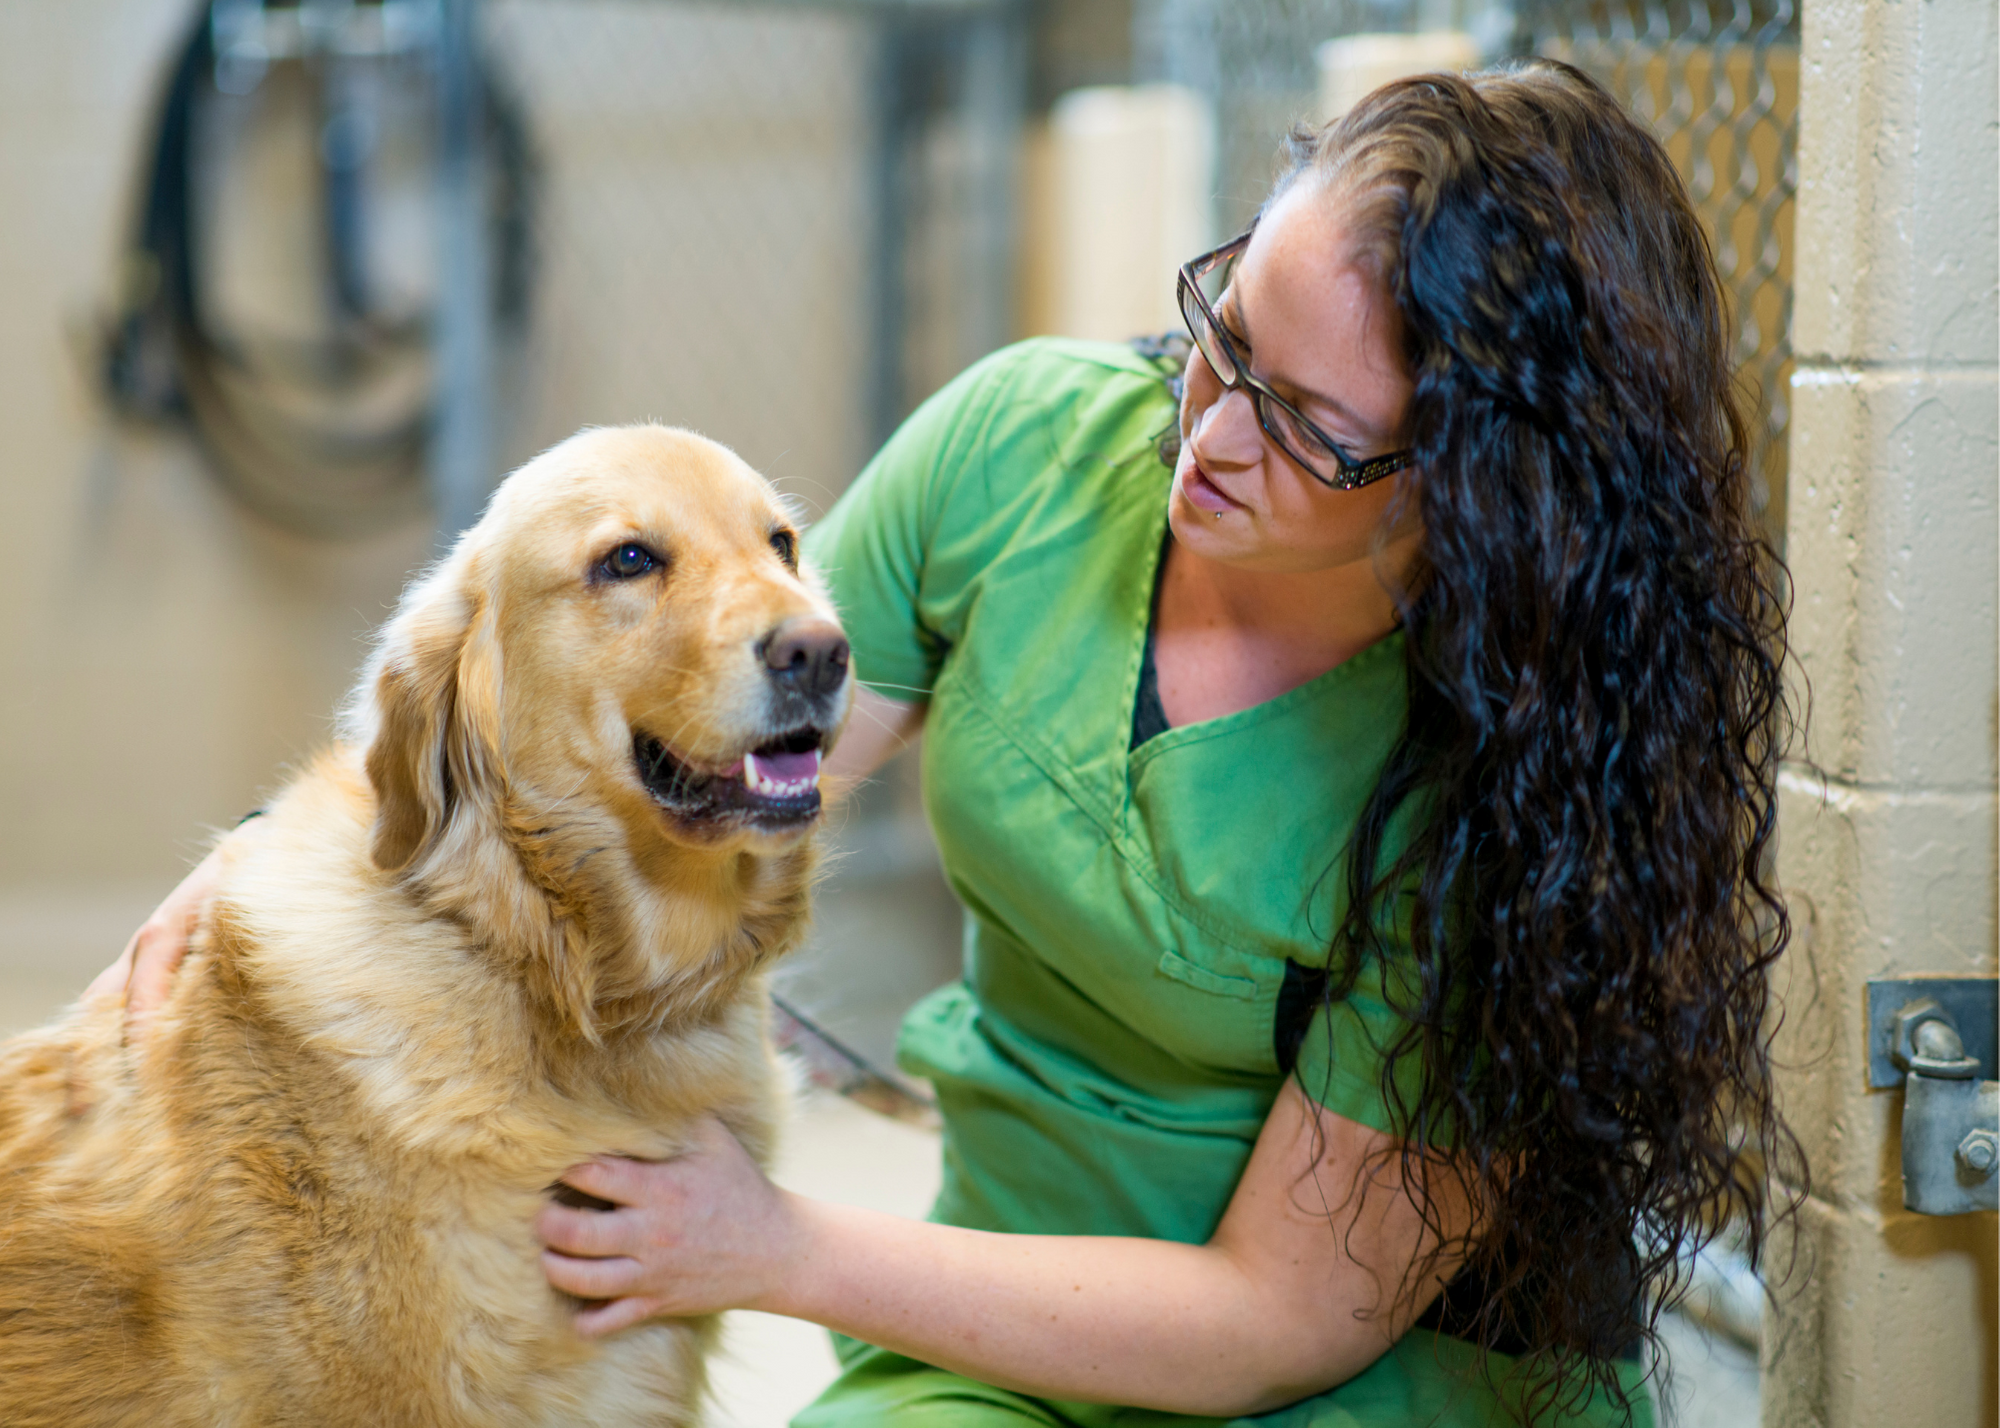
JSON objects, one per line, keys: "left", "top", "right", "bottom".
{"left": 794, "top": 339, "right": 1651, "bottom": 1428}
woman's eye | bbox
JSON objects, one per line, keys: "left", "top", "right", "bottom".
{"left": 769, "top": 530, "right": 797, "bottom": 569}
{"left": 1268, "top": 402, "right": 1343, "bottom": 460}
{"left": 602, "top": 543, "right": 658, "bottom": 579}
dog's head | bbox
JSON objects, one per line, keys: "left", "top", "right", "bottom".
{"left": 347, "top": 426, "right": 852, "bottom": 883}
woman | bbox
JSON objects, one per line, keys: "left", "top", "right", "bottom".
{"left": 108, "top": 61, "right": 1796, "bottom": 1426}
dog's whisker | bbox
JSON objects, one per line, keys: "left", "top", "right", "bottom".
{"left": 846, "top": 700, "right": 919, "bottom": 753}
{"left": 858, "top": 680, "right": 935, "bottom": 697}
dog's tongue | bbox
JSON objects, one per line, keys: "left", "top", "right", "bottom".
{"left": 741, "top": 746, "right": 821, "bottom": 796}
{"left": 756, "top": 748, "right": 821, "bottom": 781}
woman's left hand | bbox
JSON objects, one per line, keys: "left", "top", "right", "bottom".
{"left": 537, "top": 1116, "right": 802, "bottom": 1337}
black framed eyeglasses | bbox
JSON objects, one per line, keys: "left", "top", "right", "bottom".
{"left": 1176, "top": 230, "right": 1414, "bottom": 492}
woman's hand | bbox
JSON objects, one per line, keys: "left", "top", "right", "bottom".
{"left": 83, "top": 845, "right": 228, "bottom": 1035}
{"left": 537, "top": 1117, "right": 806, "bottom": 1337}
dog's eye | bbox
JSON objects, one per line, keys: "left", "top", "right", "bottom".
{"left": 769, "top": 530, "right": 797, "bottom": 570}
{"left": 601, "top": 543, "right": 659, "bottom": 580}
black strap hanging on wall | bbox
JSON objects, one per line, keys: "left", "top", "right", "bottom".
{"left": 103, "top": 0, "right": 536, "bottom": 539}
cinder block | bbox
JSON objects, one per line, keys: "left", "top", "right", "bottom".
{"left": 1774, "top": 776, "right": 1997, "bottom": 982}
{"left": 1773, "top": 770, "right": 1997, "bottom": 1202}
{"left": 1761, "top": 1190, "right": 1997, "bottom": 1428}
{"left": 1785, "top": 367, "right": 1999, "bottom": 788}
{"left": 1793, "top": 0, "right": 2000, "bottom": 366}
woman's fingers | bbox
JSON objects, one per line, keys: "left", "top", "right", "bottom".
{"left": 536, "top": 1121, "right": 799, "bottom": 1327}
{"left": 572, "top": 1293, "right": 664, "bottom": 1339}
{"left": 89, "top": 845, "right": 235, "bottom": 1035}
{"left": 542, "top": 1250, "right": 645, "bottom": 1301}
{"left": 536, "top": 1201, "right": 632, "bottom": 1258}
{"left": 555, "top": 1156, "right": 652, "bottom": 1208}
{"left": 125, "top": 920, "right": 189, "bottom": 1027}
{"left": 81, "top": 940, "right": 137, "bottom": 1011}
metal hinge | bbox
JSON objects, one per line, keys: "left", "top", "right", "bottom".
{"left": 1866, "top": 977, "right": 2000, "bottom": 1216}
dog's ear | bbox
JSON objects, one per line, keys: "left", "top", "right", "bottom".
{"left": 358, "top": 562, "right": 504, "bottom": 872}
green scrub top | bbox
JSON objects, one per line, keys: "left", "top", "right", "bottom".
{"left": 796, "top": 339, "right": 1650, "bottom": 1428}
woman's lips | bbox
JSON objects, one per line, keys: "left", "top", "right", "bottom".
{"left": 1179, "top": 460, "right": 1241, "bottom": 516}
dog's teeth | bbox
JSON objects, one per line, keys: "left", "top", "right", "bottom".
{"left": 741, "top": 750, "right": 818, "bottom": 800}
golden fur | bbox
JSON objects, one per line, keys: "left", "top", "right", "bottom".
{"left": 0, "top": 427, "right": 851, "bottom": 1426}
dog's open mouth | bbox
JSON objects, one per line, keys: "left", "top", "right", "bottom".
{"left": 634, "top": 727, "right": 826, "bottom": 829}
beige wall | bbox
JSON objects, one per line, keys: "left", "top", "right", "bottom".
{"left": 1766, "top": 0, "right": 2000, "bottom": 1424}
{"left": 0, "top": 0, "right": 436, "bottom": 1026}
{"left": 0, "top": 0, "right": 877, "bottom": 1031}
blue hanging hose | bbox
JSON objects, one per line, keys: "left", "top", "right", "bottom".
{"left": 102, "top": 1, "right": 536, "bottom": 539}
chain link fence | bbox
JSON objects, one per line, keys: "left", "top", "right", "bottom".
{"left": 1138, "top": 0, "right": 1798, "bottom": 535}
{"left": 1522, "top": 0, "right": 1798, "bottom": 534}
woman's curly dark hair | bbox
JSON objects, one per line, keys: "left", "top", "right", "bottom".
{"left": 1284, "top": 61, "right": 1805, "bottom": 1419}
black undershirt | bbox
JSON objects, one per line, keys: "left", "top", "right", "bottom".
{"left": 1131, "top": 620, "right": 1171, "bottom": 748}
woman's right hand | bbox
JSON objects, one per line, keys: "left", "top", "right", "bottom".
{"left": 84, "top": 845, "right": 228, "bottom": 1035}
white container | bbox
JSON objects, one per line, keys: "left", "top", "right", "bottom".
{"left": 1316, "top": 31, "right": 1484, "bottom": 123}
{"left": 1037, "top": 84, "right": 1216, "bottom": 343}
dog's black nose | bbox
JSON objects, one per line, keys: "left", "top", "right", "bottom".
{"left": 760, "top": 619, "right": 850, "bottom": 699}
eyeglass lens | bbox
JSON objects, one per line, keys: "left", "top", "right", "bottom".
{"left": 1181, "top": 254, "right": 1347, "bottom": 471}
{"left": 1178, "top": 283, "right": 1238, "bottom": 387}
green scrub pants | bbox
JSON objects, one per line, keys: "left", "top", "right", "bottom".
{"left": 792, "top": 1336, "right": 1656, "bottom": 1427}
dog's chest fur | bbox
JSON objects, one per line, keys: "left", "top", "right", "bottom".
{"left": 0, "top": 753, "right": 797, "bottom": 1428}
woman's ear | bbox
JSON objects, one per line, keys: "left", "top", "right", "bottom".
{"left": 360, "top": 560, "right": 504, "bottom": 872}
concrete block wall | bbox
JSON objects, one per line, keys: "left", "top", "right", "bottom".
{"left": 1767, "top": 1, "right": 1999, "bottom": 1425}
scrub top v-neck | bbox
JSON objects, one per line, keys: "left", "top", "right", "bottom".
{"left": 797, "top": 338, "right": 1651, "bottom": 1428}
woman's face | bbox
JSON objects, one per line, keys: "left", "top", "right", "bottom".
{"left": 1169, "top": 181, "right": 1418, "bottom": 576}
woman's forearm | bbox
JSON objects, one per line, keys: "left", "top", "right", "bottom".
{"left": 761, "top": 1195, "right": 1382, "bottom": 1417}
{"left": 540, "top": 1089, "right": 1455, "bottom": 1415}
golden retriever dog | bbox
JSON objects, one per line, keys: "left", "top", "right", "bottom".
{"left": 0, "top": 426, "right": 852, "bottom": 1426}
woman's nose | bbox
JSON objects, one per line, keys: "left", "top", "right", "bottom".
{"left": 1188, "top": 385, "right": 1266, "bottom": 468}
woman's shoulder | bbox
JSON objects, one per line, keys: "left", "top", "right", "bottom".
{"left": 801, "top": 337, "right": 1180, "bottom": 693}
{"left": 949, "top": 337, "right": 1179, "bottom": 441}
{"left": 969, "top": 334, "right": 1180, "bottom": 389}
{"left": 933, "top": 336, "right": 1180, "bottom": 507}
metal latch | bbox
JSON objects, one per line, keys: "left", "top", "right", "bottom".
{"left": 1866, "top": 977, "right": 1999, "bottom": 1216}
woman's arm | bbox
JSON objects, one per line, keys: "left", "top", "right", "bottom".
{"left": 539, "top": 1079, "right": 1471, "bottom": 1418}
{"left": 823, "top": 686, "right": 926, "bottom": 800}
